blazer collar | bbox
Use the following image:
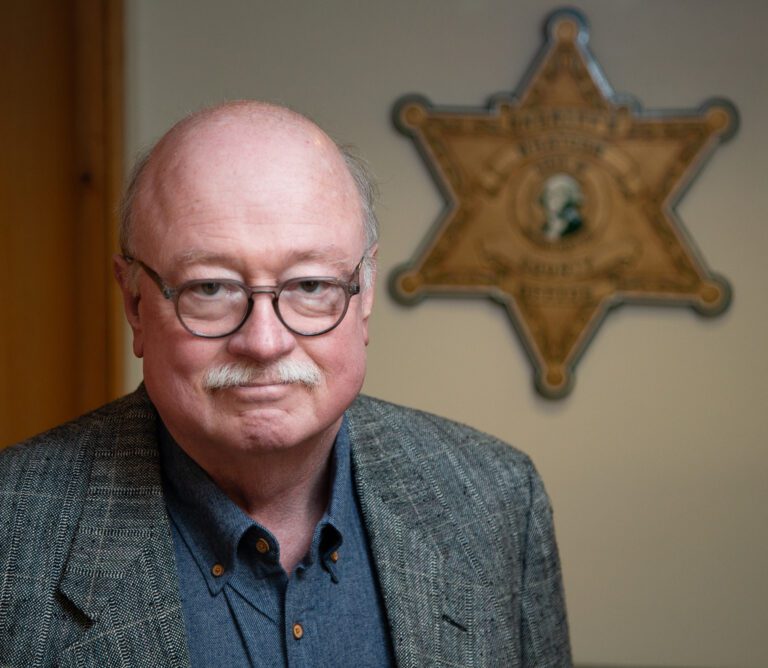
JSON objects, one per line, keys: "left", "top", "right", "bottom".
{"left": 347, "top": 398, "right": 490, "bottom": 667}
{"left": 57, "top": 387, "right": 190, "bottom": 666}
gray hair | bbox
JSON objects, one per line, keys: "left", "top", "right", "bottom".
{"left": 119, "top": 149, "right": 151, "bottom": 258}
{"left": 339, "top": 145, "right": 379, "bottom": 288}
{"left": 119, "top": 138, "right": 379, "bottom": 289}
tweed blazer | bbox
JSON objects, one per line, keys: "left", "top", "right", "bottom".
{"left": 0, "top": 388, "right": 570, "bottom": 667}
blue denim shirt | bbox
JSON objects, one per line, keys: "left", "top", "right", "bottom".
{"left": 159, "top": 418, "right": 394, "bottom": 667}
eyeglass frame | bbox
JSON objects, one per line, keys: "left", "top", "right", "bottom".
{"left": 123, "top": 255, "right": 364, "bottom": 338}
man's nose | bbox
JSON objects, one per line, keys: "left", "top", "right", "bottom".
{"left": 225, "top": 293, "right": 296, "bottom": 361}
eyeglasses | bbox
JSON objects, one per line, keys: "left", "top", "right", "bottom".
{"left": 124, "top": 256, "right": 363, "bottom": 338}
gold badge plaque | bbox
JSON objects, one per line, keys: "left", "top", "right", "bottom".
{"left": 389, "top": 8, "right": 737, "bottom": 398}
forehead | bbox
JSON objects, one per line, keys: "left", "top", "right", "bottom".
{"left": 132, "top": 114, "right": 364, "bottom": 266}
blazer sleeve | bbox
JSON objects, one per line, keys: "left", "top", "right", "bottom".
{"left": 520, "top": 464, "right": 572, "bottom": 666}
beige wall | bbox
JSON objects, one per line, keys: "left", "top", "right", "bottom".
{"left": 125, "top": 1, "right": 768, "bottom": 665}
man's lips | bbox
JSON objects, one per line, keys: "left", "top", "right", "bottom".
{"left": 235, "top": 379, "right": 287, "bottom": 387}
{"left": 219, "top": 381, "right": 293, "bottom": 397}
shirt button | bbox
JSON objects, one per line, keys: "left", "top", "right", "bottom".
{"left": 255, "top": 537, "right": 270, "bottom": 554}
{"left": 211, "top": 563, "right": 225, "bottom": 577}
{"left": 329, "top": 550, "right": 339, "bottom": 563}
{"left": 292, "top": 623, "right": 304, "bottom": 640}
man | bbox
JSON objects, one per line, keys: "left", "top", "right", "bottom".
{"left": 540, "top": 173, "right": 584, "bottom": 241}
{"left": 0, "top": 102, "right": 571, "bottom": 666}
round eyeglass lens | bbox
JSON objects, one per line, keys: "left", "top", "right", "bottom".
{"left": 177, "top": 281, "right": 249, "bottom": 336}
{"left": 278, "top": 278, "right": 348, "bottom": 334}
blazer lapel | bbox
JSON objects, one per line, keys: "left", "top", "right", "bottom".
{"left": 348, "top": 403, "right": 489, "bottom": 667}
{"left": 56, "top": 390, "right": 190, "bottom": 667}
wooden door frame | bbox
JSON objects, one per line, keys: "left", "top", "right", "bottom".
{"left": 75, "top": 0, "right": 125, "bottom": 404}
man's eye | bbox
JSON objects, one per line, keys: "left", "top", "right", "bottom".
{"left": 193, "top": 282, "right": 223, "bottom": 297}
{"left": 297, "top": 280, "right": 322, "bottom": 294}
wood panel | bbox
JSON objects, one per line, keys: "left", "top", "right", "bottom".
{"left": 0, "top": 0, "right": 123, "bottom": 447}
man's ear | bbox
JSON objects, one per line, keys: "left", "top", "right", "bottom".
{"left": 361, "top": 245, "right": 377, "bottom": 345}
{"left": 113, "top": 254, "right": 144, "bottom": 358}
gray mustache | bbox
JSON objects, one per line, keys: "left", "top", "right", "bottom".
{"left": 202, "top": 360, "right": 322, "bottom": 391}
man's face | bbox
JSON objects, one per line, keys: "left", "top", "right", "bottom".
{"left": 117, "top": 117, "right": 374, "bottom": 467}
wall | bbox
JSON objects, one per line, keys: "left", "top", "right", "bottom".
{"left": 125, "top": 1, "right": 768, "bottom": 665}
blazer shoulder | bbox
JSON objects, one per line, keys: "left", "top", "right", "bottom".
{"left": 0, "top": 388, "right": 156, "bottom": 483}
{"left": 348, "top": 394, "right": 541, "bottom": 505}
{"left": 350, "top": 394, "right": 533, "bottom": 463}
{"left": 0, "top": 386, "right": 161, "bottom": 585}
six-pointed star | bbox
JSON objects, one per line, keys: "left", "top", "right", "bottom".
{"left": 390, "top": 9, "right": 736, "bottom": 398}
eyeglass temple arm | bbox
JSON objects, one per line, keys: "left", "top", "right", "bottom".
{"left": 123, "top": 256, "right": 176, "bottom": 299}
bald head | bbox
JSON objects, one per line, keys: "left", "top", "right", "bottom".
{"left": 120, "top": 102, "right": 378, "bottom": 283}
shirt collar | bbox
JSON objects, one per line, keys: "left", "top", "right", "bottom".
{"left": 159, "top": 417, "right": 354, "bottom": 593}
